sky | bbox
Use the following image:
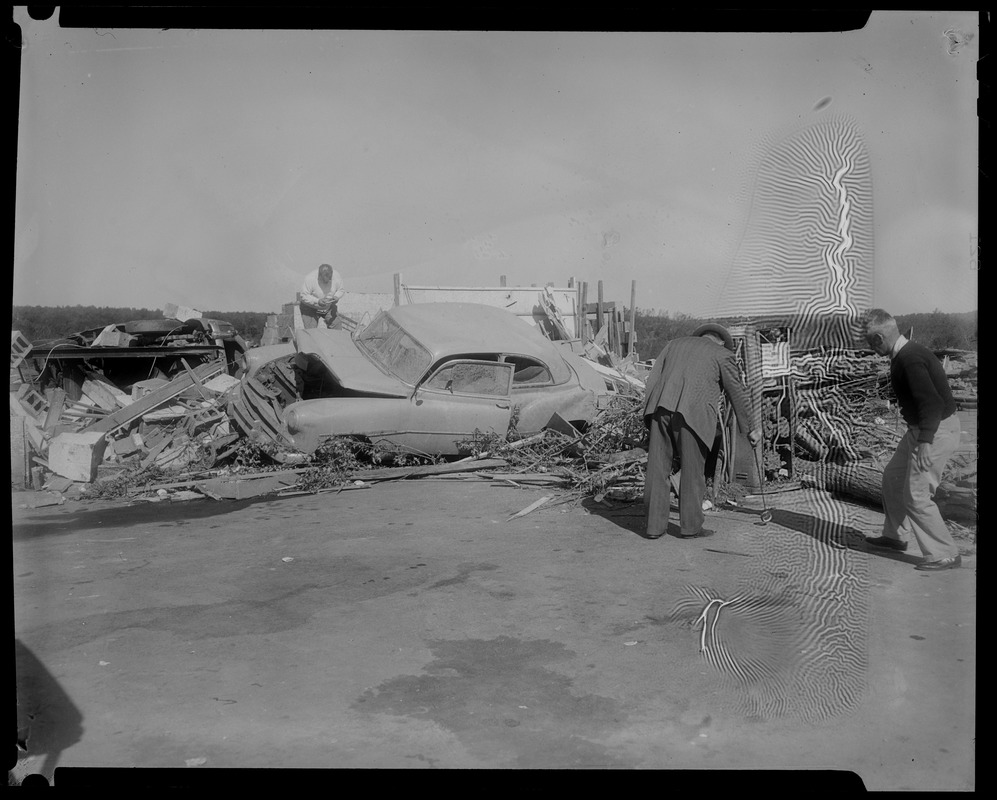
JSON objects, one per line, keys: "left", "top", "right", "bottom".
{"left": 12, "top": 10, "right": 979, "bottom": 318}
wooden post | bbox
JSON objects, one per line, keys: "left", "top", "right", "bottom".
{"left": 628, "top": 280, "right": 637, "bottom": 358}
{"left": 393, "top": 273, "right": 402, "bottom": 307}
{"left": 575, "top": 281, "right": 582, "bottom": 340}
{"left": 580, "top": 282, "right": 589, "bottom": 342}
{"left": 596, "top": 281, "right": 604, "bottom": 339}
{"left": 500, "top": 275, "right": 507, "bottom": 287}
{"left": 567, "top": 277, "right": 574, "bottom": 289}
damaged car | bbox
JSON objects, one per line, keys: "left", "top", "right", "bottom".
{"left": 234, "top": 302, "right": 620, "bottom": 456}
{"left": 23, "top": 316, "right": 249, "bottom": 401}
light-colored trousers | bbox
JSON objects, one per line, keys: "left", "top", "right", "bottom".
{"left": 881, "top": 415, "right": 962, "bottom": 560}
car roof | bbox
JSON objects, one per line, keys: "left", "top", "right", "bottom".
{"left": 385, "top": 302, "right": 568, "bottom": 368}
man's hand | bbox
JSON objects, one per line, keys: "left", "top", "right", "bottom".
{"left": 747, "top": 428, "right": 762, "bottom": 447}
{"left": 913, "top": 442, "right": 932, "bottom": 470}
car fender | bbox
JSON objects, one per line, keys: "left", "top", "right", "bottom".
{"left": 283, "top": 396, "right": 410, "bottom": 453}
{"left": 242, "top": 343, "right": 297, "bottom": 379}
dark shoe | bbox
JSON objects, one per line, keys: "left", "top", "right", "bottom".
{"left": 678, "top": 528, "right": 714, "bottom": 539}
{"left": 865, "top": 535, "right": 908, "bottom": 552}
{"left": 915, "top": 555, "right": 962, "bottom": 571}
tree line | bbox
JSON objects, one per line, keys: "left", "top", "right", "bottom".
{"left": 631, "top": 308, "right": 977, "bottom": 361}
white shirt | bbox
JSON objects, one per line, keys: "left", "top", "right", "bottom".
{"left": 890, "top": 334, "right": 909, "bottom": 360}
{"left": 300, "top": 268, "right": 345, "bottom": 306}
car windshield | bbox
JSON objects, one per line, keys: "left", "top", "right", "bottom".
{"left": 355, "top": 313, "right": 432, "bottom": 385}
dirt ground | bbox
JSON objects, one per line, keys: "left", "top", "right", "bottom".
{"left": 9, "top": 455, "right": 975, "bottom": 789}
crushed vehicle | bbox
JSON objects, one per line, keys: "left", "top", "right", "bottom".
{"left": 232, "top": 302, "right": 623, "bottom": 456}
{"left": 23, "top": 317, "right": 249, "bottom": 400}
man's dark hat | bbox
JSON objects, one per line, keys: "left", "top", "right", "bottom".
{"left": 692, "top": 323, "right": 735, "bottom": 351}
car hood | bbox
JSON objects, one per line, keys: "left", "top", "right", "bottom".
{"left": 294, "top": 327, "right": 410, "bottom": 397}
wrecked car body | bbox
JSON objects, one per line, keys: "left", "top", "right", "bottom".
{"left": 25, "top": 317, "right": 248, "bottom": 401}
{"left": 235, "top": 302, "right": 618, "bottom": 456}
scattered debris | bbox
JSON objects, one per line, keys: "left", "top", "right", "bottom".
{"left": 9, "top": 307, "right": 976, "bottom": 531}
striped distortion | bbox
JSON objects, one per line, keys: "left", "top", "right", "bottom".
{"left": 668, "top": 516, "right": 870, "bottom": 723}
{"left": 713, "top": 114, "right": 873, "bottom": 350}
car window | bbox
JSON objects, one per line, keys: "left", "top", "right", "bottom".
{"left": 502, "top": 355, "right": 553, "bottom": 387}
{"left": 355, "top": 313, "right": 432, "bottom": 385}
{"left": 424, "top": 361, "right": 513, "bottom": 396}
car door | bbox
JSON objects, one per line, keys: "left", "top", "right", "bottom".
{"left": 387, "top": 359, "right": 514, "bottom": 455}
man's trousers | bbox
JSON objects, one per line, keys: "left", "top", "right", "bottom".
{"left": 644, "top": 408, "right": 710, "bottom": 537}
{"left": 881, "top": 414, "right": 962, "bottom": 560}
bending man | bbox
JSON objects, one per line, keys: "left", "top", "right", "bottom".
{"left": 643, "top": 323, "right": 760, "bottom": 539}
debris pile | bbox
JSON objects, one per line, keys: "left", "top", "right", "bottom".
{"left": 791, "top": 349, "right": 901, "bottom": 464}
{"left": 790, "top": 348, "right": 976, "bottom": 523}
{"left": 11, "top": 314, "right": 976, "bottom": 528}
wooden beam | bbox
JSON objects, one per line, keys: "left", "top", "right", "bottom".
{"left": 629, "top": 280, "right": 637, "bottom": 357}
{"left": 580, "top": 282, "right": 589, "bottom": 342}
{"left": 43, "top": 388, "right": 67, "bottom": 432}
{"left": 88, "top": 361, "right": 224, "bottom": 435}
{"left": 597, "top": 281, "right": 604, "bottom": 336}
{"left": 393, "top": 272, "right": 402, "bottom": 307}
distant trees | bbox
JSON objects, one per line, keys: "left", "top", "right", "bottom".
{"left": 894, "top": 310, "right": 977, "bottom": 351}
{"left": 633, "top": 310, "right": 704, "bottom": 361}
{"left": 631, "top": 308, "right": 977, "bottom": 360}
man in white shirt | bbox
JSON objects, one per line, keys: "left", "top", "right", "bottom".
{"left": 299, "top": 263, "right": 346, "bottom": 329}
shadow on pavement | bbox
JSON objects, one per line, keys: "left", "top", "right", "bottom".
{"left": 720, "top": 503, "right": 923, "bottom": 565}
{"left": 13, "top": 639, "right": 85, "bottom": 783}
{"left": 580, "top": 498, "right": 694, "bottom": 540}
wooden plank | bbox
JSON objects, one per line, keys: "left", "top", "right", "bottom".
{"left": 232, "top": 377, "right": 293, "bottom": 444}
{"left": 507, "top": 495, "right": 553, "bottom": 521}
{"left": 180, "top": 358, "right": 212, "bottom": 401}
{"left": 348, "top": 457, "right": 509, "bottom": 482}
{"left": 82, "top": 377, "right": 125, "bottom": 411}
{"left": 43, "top": 388, "right": 67, "bottom": 431}
{"left": 140, "top": 436, "right": 174, "bottom": 469}
{"left": 88, "top": 361, "right": 224, "bottom": 434}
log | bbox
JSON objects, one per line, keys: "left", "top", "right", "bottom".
{"left": 802, "top": 463, "right": 977, "bottom": 521}
{"left": 801, "top": 463, "right": 883, "bottom": 506}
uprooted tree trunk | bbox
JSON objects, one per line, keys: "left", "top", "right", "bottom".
{"left": 801, "top": 462, "right": 977, "bottom": 522}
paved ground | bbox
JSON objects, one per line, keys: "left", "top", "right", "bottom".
{"left": 10, "top": 475, "right": 975, "bottom": 788}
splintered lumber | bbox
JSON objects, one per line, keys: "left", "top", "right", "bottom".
{"left": 227, "top": 376, "right": 295, "bottom": 446}
{"left": 43, "top": 389, "right": 67, "bottom": 431}
{"left": 81, "top": 371, "right": 130, "bottom": 411}
{"left": 348, "top": 457, "right": 509, "bottom": 482}
{"left": 88, "top": 361, "right": 225, "bottom": 434}
{"left": 198, "top": 473, "right": 301, "bottom": 500}
{"left": 507, "top": 495, "right": 553, "bottom": 521}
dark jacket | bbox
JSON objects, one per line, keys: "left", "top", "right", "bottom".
{"left": 642, "top": 336, "right": 753, "bottom": 446}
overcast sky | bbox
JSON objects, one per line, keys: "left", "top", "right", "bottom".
{"left": 12, "top": 11, "right": 979, "bottom": 317}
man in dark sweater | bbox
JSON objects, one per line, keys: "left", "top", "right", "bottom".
{"left": 863, "top": 309, "right": 963, "bottom": 570}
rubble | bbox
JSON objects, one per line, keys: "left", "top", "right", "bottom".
{"left": 9, "top": 305, "right": 976, "bottom": 530}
